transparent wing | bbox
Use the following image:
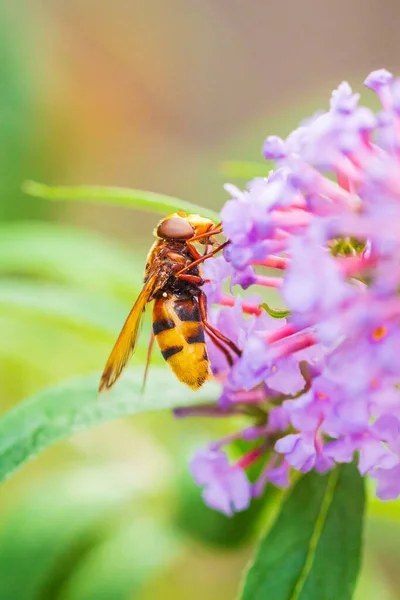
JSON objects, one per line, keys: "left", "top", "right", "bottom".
{"left": 99, "top": 268, "right": 164, "bottom": 392}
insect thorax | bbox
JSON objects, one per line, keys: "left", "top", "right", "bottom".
{"left": 154, "top": 241, "right": 202, "bottom": 299}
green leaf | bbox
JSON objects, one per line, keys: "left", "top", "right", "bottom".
{"left": 23, "top": 180, "right": 220, "bottom": 222}
{"left": 0, "top": 367, "right": 219, "bottom": 484}
{"left": 0, "top": 221, "right": 142, "bottom": 301}
{"left": 0, "top": 279, "right": 133, "bottom": 338}
{"left": 240, "top": 465, "right": 365, "bottom": 600}
{"left": 259, "top": 302, "right": 291, "bottom": 319}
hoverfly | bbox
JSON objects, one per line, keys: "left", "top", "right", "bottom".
{"left": 99, "top": 212, "right": 241, "bottom": 392}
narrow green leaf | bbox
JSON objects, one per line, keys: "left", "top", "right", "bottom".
{"left": 0, "top": 367, "right": 219, "bottom": 484}
{"left": 240, "top": 465, "right": 365, "bottom": 600}
{"left": 0, "top": 221, "right": 142, "bottom": 300}
{"left": 0, "top": 279, "right": 132, "bottom": 337}
{"left": 220, "top": 160, "right": 271, "bottom": 180}
{"left": 259, "top": 302, "right": 291, "bottom": 319}
{"left": 23, "top": 180, "right": 220, "bottom": 222}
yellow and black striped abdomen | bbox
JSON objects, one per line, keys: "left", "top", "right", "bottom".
{"left": 152, "top": 294, "right": 211, "bottom": 389}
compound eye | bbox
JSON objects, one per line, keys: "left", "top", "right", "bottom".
{"left": 157, "top": 216, "right": 194, "bottom": 240}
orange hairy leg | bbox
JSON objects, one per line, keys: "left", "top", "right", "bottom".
{"left": 185, "top": 226, "right": 223, "bottom": 260}
{"left": 185, "top": 241, "right": 202, "bottom": 260}
{"left": 177, "top": 241, "right": 230, "bottom": 276}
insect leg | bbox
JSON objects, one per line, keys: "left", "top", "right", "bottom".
{"left": 205, "top": 325, "right": 234, "bottom": 367}
{"left": 205, "top": 321, "right": 242, "bottom": 357}
{"left": 199, "top": 293, "right": 242, "bottom": 357}
{"left": 198, "top": 292, "right": 241, "bottom": 366}
{"left": 177, "top": 241, "right": 230, "bottom": 276}
{"left": 186, "top": 226, "right": 223, "bottom": 261}
{"left": 188, "top": 226, "right": 222, "bottom": 243}
{"left": 185, "top": 241, "right": 202, "bottom": 260}
{"left": 198, "top": 292, "right": 233, "bottom": 366}
{"left": 176, "top": 273, "right": 209, "bottom": 284}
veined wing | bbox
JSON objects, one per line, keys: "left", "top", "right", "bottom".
{"left": 99, "top": 266, "right": 167, "bottom": 392}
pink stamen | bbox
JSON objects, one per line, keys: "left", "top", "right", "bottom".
{"left": 317, "top": 174, "right": 361, "bottom": 211}
{"left": 337, "top": 171, "right": 351, "bottom": 192}
{"left": 338, "top": 254, "right": 376, "bottom": 277}
{"left": 220, "top": 295, "right": 263, "bottom": 315}
{"left": 275, "top": 331, "right": 317, "bottom": 357}
{"left": 278, "top": 203, "right": 308, "bottom": 213}
{"left": 291, "top": 198, "right": 307, "bottom": 209}
{"left": 275, "top": 229, "right": 291, "bottom": 240}
{"left": 314, "top": 437, "right": 325, "bottom": 461}
{"left": 265, "top": 323, "right": 298, "bottom": 344}
{"left": 254, "top": 275, "right": 283, "bottom": 288}
{"left": 270, "top": 209, "right": 311, "bottom": 228}
{"left": 252, "top": 255, "right": 289, "bottom": 270}
{"left": 236, "top": 446, "right": 265, "bottom": 470}
{"left": 360, "top": 132, "right": 375, "bottom": 153}
{"left": 335, "top": 156, "right": 364, "bottom": 186}
{"left": 297, "top": 164, "right": 360, "bottom": 210}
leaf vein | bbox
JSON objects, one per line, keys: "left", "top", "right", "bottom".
{"left": 289, "top": 467, "right": 341, "bottom": 600}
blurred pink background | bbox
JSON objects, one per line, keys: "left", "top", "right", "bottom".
{"left": 6, "top": 1, "right": 400, "bottom": 241}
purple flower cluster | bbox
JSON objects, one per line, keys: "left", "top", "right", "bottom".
{"left": 177, "top": 69, "right": 400, "bottom": 516}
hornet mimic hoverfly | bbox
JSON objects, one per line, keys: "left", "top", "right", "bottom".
{"left": 99, "top": 212, "right": 241, "bottom": 392}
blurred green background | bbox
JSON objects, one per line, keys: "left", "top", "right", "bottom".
{"left": 2, "top": 2, "right": 400, "bottom": 598}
